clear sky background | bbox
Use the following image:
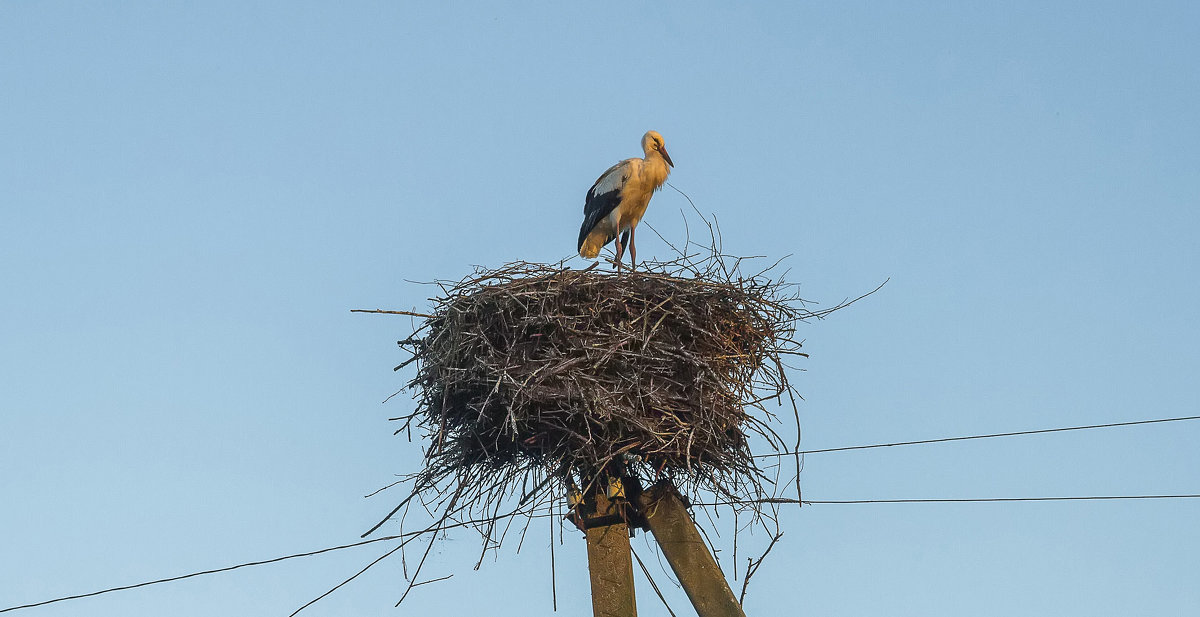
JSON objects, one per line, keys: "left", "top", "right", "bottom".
{"left": 2, "top": 2, "right": 1198, "bottom": 616}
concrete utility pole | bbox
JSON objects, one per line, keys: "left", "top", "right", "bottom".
{"left": 583, "top": 486, "right": 638, "bottom": 617}
{"left": 578, "top": 478, "right": 747, "bottom": 617}
{"left": 638, "top": 482, "right": 746, "bottom": 617}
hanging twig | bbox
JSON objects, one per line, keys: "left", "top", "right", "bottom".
{"left": 632, "top": 546, "right": 680, "bottom": 617}
{"left": 738, "top": 531, "right": 784, "bottom": 605}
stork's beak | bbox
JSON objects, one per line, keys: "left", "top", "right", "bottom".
{"left": 661, "top": 147, "right": 674, "bottom": 168}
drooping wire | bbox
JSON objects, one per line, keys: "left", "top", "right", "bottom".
{"left": 0, "top": 535, "right": 401, "bottom": 614}
{"left": 755, "top": 414, "right": 1200, "bottom": 458}
{"left": 6, "top": 414, "right": 1198, "bottom": 614}
{"left": 807, "top": 495, "right": 1200, "bottom": 504}
{"left": 693, "top": 494, "right": 1200, "bottom": 507}
{"left": 1, "top": 509, "right": 558, "bottom": 615}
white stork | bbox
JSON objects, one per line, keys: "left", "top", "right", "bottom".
{"left": 577, "top": 130, "right": 674, "bottom": 269}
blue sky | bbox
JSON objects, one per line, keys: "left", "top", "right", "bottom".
{"left": 2, "top": 2, "right": 1197, "bottom": 615}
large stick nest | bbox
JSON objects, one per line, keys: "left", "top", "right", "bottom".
{"left": 382, "top": 246, "right": 856, "bottom": 525}
{"left": 415, "top": 263, "right": 789, "bottom": 483}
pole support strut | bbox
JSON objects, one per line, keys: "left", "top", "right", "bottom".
{"left": 638, "top": 481, "right": 747, "bottom": 617}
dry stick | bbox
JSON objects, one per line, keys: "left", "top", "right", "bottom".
{"left": 381, "top": 387, "right": 406, "bottom": 404}
{"left": 731, "top": 509, "right": 738, "bottom": 579}
{"left": 503, "top": 496, "right": 531, "bottom": 557}
{"left": 293, "top": 505, "right": 538, "bottom": 616}
{"left": 399, "top": 502, "right": 410, "bottom": 580}
{"left": 397, "top": 533, "right": 442, "bottom": 607}
{"left": 550, "top": 499, "right": 558, "bottom": 612}
{"left": 363, "top": 479, "right": 404, "bottom": 499}
{"left": 396, "top": 484, "right": 466, "bottom": 607}
{"left": 361, "top": 491, "right": 419, "bottom": 538}
{"left": 648, "top": 535, "right": 683, "bottom": 590}
{"left": 631, "top": 546, "right": 680, "bottom": 617}
{"left": 289, "top": 541, "right": 409, "bottom": 617}
{"left": 784, "top": 374, "right": 804, "bottom": 503}
{"left": 473, "top": 516, "right": 497, "bottom": 571}
{"left": 411, "top": 574, "right": 455, "bottom": 588}
{"left": 738, "top": 532, "right": 784, "bottom": 605}
{"left": 351, "top": 308, "right": 436, "bottom": 319}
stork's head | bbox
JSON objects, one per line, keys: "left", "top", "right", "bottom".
{"left": 642, "top": 130, "right": 674, "bottom": 168}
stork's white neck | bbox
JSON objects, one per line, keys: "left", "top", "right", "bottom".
{"left": 642, "top": 152, "right": 671, "bottom": 189}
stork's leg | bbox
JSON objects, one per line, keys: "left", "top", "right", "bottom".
{"left": 614, "top": 235, "right": 624, "bottom": 271}
{"left": 617, "top": 229, "right": 631, "bottom": 272}
{"left": 628, "top": 226, "right": 637, "bottom": 269}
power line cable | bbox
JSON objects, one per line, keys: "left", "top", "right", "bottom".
{"left": 0, "top": 535, "right": 400, "bottom": 614}
{"left": 7, "top": 494, "right": 1198, "bottom": 614}
{"left": 1, "top": 509, "right": 555, "bottom": 615}
{"left": 808, "top": 495, "right": 1200, "bottom": 504}
{"left": 696, "top": 494, "right": 1200, "bottom": 507}
{"left": 756, "top": 414, "right": 1200, "bottom": 458}
{"left": 5, "top": 414, "right": 1197, "bottom": 613}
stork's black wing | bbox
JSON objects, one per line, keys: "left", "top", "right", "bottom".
{"left": 577, "top": 160, "right": 632, "bottom": 251}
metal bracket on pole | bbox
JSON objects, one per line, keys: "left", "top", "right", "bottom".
{"left": 638, "top": 481, "right": 746, "bottom": 617}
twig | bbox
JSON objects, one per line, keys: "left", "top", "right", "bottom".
{"left": 632, "top": 546, "right": 680, "bottom": 617}
{"left": 738, "top": 532, "right": 783, "bottom": 604}
{"left": 351, "top": 308, "right": 436, "bottom": 319}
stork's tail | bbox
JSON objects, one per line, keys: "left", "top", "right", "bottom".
{"left": 578, "top": 227, "right": 605, "bottom": 259}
